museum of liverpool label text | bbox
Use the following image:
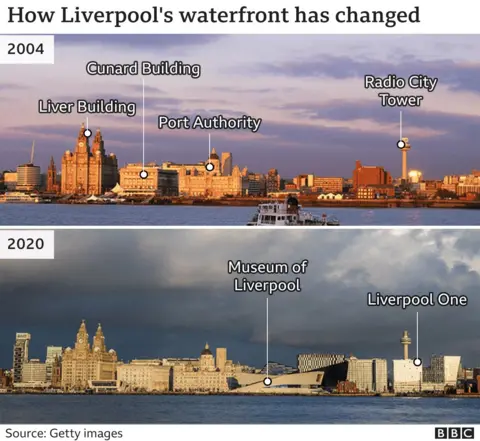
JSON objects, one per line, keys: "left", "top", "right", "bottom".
{"left": 234, "top": 278, "right": 301, "bottom": 296}
{"left": 367, "top": 292, "right": 468, "bottom": 309}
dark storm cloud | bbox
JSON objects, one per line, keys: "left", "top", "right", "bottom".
{"left": 259, "top": 55, "right": 480, "bottom": 94}
{"left": 55, "top": 35, "right": 224, "bottom": 49}
{"left": 1, "top": 230, "right": 480, "bottom": 368}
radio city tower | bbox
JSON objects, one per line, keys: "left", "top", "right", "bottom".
{"left": 401, "top": 330, "right": 412, "bottom": 360}
{"left": 397, "top": 137, "right": 411, "bottom": 181}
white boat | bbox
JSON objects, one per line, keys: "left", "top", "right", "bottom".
{"left": 247, "top": 196, "right": 340, "bottom": 226}
{"left": 0, "top": 192, "right": 46, "bottom": 204}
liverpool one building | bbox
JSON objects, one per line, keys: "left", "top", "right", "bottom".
{"left": 61, "top": 123, "right": 118, "bottom": 195}
{"left": 61, "top": 320, "right": 117, "bottom": 390}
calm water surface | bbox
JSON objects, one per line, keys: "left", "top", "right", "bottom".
{"left": 1, "top": 205, "right": 479, "bottom": 226}
{"left": 0, "top": 395, "right": 478, "bottom": 424}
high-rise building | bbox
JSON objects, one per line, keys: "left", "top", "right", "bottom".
{"left": 320, "top": 357, "right": 387, "bottom": 392}
{"left": 393, "top": 359, "right": 422, "bottom": 393}
{"left": 346, "top": 357, "right": 387, "bottom": 393}
{"left": 423, "top": 355, "right": 461, "bottom": 390}
{"left": 61, "top": 321, "right": 117, "bottom": 390}
{"left": 16, "top": 164, "right": 41, "bottom": 191}
{"left": 221, "top": 152, "right": 233, "bottom": 176}
{"left": 266, "top": 169, "right": 281, "bottom": 193}
{"left": 246, "top": 173, "right": 266, "bottom": 196}
{"left": 61, "top": 124, "right": 118, "bottom": 195}
{"left": 46, "top": 346, "right": 63, "bottom": 383}
{"left": 216, "top": 348, "right": 227, "bottom": 372}
{"left": 353, "top": 160, "right": 392, "bottom": 190}
{"left": 12, "top": 333, "right": 31, "bottom": 383}
{"left": 297, "top": 353, "right": 346, "bottom": 373}
{"left": 46, "top": 157, "right": 59, "bottom": 193}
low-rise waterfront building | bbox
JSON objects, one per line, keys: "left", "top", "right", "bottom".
{"left": 21, "top": 359, "right": 47, "bottom": 383}
{"left": 118, "top": 163, "right": 178, "bottom": 196}
{"left": 117, "top": 360, "right": 171, "bottom": 392}
{"left": 173, "top": 343, "right": 228, "bottom": 392}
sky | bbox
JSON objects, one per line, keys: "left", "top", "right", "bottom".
{"left": 1, "top": 228, "right": 479, "bottom": 368}
{"left": 1, "top": 35, "right": 480, "bottom": 179}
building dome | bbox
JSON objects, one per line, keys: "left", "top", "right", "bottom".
{"left": 201, "top": 342, "right": 212, "bottom": 356}
{"left": 209, "top": 148, "right": 219, "bottom": 160}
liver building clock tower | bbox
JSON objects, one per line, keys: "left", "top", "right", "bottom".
{"left": 61, "top": 123, "right": 118, "bottom": 195}
{"left": 61, "top": 320, "right": 117, "bottom": 391}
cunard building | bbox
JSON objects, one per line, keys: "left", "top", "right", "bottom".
{"left": 61, "top": 123, "right": 118, "bottom": 195}
{"left": 61, "top": 320, "right": 117, "bottom": 391}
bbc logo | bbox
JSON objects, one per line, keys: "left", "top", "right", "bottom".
{"left": 435, "top": 428, "right": 475, "bottom": 439}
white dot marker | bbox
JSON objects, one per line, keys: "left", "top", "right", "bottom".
{"left": 413, "top": 358, "right": 422, "bottom": 367}
{"left": 263, "top": 377, "right": 272, "bottom": 387}
{"left": 397, "top": 139, "right": 406, "bottom": 149}
{"left": 84, "top": 128, "right": 92, "bottom": 138}
{"left": 205, "top": 162, "right": 215, "bottom": 172}
{"left": 139, "top": 170, "right": 148, "bottom": 179}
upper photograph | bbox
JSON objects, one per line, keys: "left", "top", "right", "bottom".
{"left": 1, "top": 34, "right": 479, "bottom": 226}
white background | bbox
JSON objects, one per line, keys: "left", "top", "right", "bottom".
{"left": 0, "top": 424, "right": 475, "bottom": 440}
{"left": 0, "top": 0, "right": 473, "bottom": 34}
{"left": 0, "top": 35, "right": 54, "bottom": 64}
{"left": 0, "top": 230, "right": 54, "bottom": 259}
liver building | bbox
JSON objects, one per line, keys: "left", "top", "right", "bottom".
{"left": 61, "top": 123, "right": 118, "bottom": 195}
{"left": 61, "top": 320, "right": 117, "bottom": 390}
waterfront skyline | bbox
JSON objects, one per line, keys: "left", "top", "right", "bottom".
{"left": 1, "top": 35, "right": 480, "bottom": 177}
{"left": 1, "top": 230, "right": 480, "bottom": 367}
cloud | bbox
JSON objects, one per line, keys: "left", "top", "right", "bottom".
{"left": 0, "top": 229, "right": 479, "bottom": 370}
{"left": 259, "top": 55, "right": 480, "bottom": 94}
{"left": 55, "top": 35, "right": 224, "bottom": 49}
{"left": 0, "top": 83, "right": 29, "bottom": 91}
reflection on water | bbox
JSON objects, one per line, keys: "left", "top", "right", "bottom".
{"left": 0, "top": 205, "right": 479, "bottom": 226}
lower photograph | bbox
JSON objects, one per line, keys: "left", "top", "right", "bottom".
{"left": 0, "top": 229, "right": 478, "bottom": 436}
